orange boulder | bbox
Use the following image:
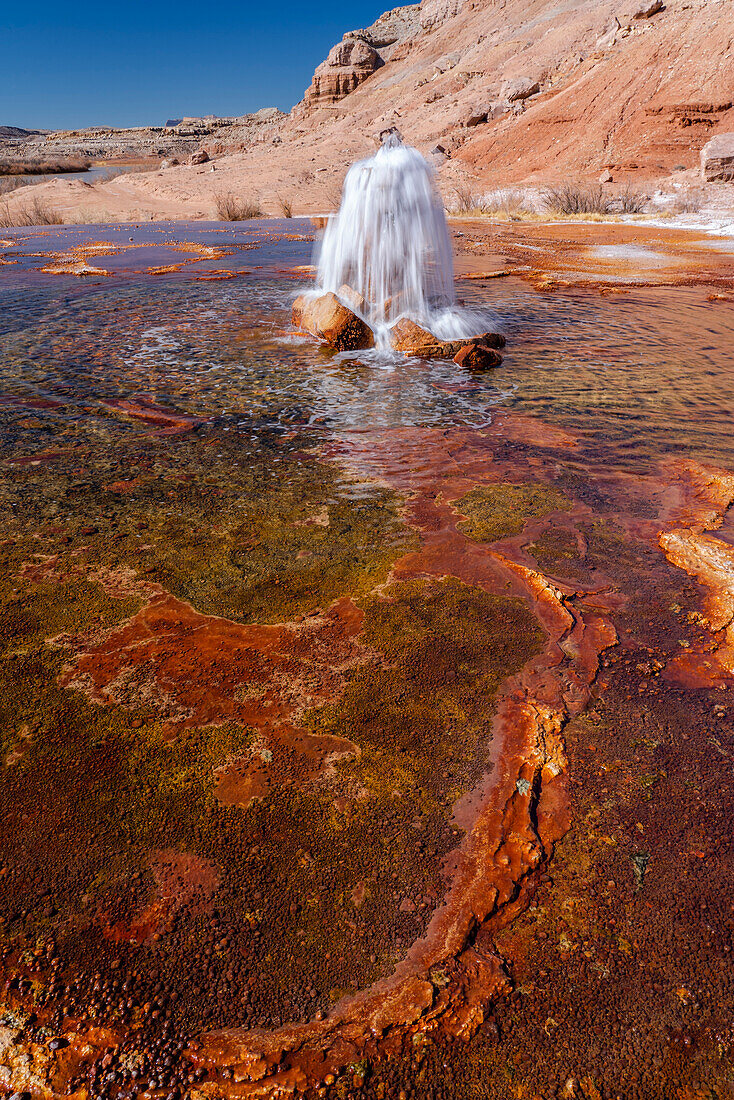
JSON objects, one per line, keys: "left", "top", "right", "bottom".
{"left": 292, "top": 292, "right": 375, "bottom": 350}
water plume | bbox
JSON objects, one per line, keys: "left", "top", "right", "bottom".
{"left": 317, "top": 133, "right": 482, "bottom": 346}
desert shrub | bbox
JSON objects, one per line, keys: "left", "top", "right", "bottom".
{"left": 669, "top": 188, "right": 704, "bottom": 214}
{"left": 0, "top": 197, "right": 64, "bottom": 226}
{"left": 277, "top": 195, "right": 293, "bottom": 218}
{"left": 214, "top": 192, "right": 263, "bottom": 220}
{"left": 542, "top": 184, "right": 611, "bottom": 215}
{"left": 449, "top": 181, "right": 477, "bottom": 214}
{"left": 477, "top": 188, "right": 535, "bottom": 217}
{"left": 608, "top": 185, "right": 649, "bottom": 214}
{"left": 0, "top": 157, "right": 91, "bottom": 176}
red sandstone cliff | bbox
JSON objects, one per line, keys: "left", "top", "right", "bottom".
{"left": 295, "top": 0, "right": 734, "bottom": 183}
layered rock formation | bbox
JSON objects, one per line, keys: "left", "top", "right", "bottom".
{"left": 303, "top": 39, "right": 385, "bottom": 108}
{"left": 0, "top": 110, "right": 287, "bottom": 166}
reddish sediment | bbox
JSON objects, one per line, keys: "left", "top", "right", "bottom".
{"left": 57, "top": 591, "right": 367, "bottom": 805}
{"left": 654, "top": 459, "right": 734, "bottom": 687}
{"left": 181, "top": 427, "right": 617, "bottom": 1095}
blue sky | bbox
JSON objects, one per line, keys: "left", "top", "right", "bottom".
{"left": 3, "top": 0, "right": 391, "bottom": 130}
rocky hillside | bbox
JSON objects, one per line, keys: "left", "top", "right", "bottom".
{"left": 0, "top": 110, "right": 286, "bottom": 166}
{"left": 292, "top": 0, "right": 734, "bottom": 183}
{"left": 3, "top": 0, "right": 732, "bottom": 220}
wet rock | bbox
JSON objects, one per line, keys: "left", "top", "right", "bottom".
{"left": 378, "top": 125, "right": 403, "bottom": 146}
{"left": 453, "top": 342, "right": 503, "bottom": 370}
{"left": 337, "top": 283, "right": 367, "bottom": 315}
{"left": 700, "top": 133, "right": 734, "bottom": 182}
{"left": 189, "top": 149, "right": 210, "bottom": 165}
{"left": 292, "top": 292, "right": 375, "bottom": 350}
{"left": 389, "top": 318, "right": 460, "bottom": 357}
{"left": 391, "top": 319, "right": 505, "bottom": 361}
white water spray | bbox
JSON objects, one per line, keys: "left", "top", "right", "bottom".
{"left": 316, "top": 133, "right": 486, "bottom": 348}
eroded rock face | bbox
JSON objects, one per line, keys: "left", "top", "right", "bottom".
{"left": 701, "top": 133, "right": 734, "bottom": 182}
{"left": 420, "top": 0, "right": 463, "bottom": 30}
{"left": 293, "top": 292, "right": 375, "bottom": 349}
{"left": 344, "top": 3, "right": 421, "bottom": 53}
{"left": 304, "top": 39, "right": 384, "bottom": 107}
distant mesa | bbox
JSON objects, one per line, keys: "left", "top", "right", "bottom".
{"left": 0, "top": 125, "right": 46, "bottom": 138}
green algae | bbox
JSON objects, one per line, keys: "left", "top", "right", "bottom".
{"left": 456, "top": 482, "right": 571, "bottom": 544}
{"left": 0, "top": 546, "right": 545, "bottom": 1031}
{"left": 527, "top": 526, "right": 580, "bottom": 565}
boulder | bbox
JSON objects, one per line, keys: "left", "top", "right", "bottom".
{"left": 390, "top": 318, "right": 460, "bottom": 357}
{"left": 293, "top": 292, "right": 374, "bottom": 350}
{"left": 500, "top": 77, "right": 541, "bottom": 103}
{"left": 189, "top": 149, "right": 210, "bottom": 165}
{"left": 599, "top": 169, "right": 613, "bottom": 183}
{"left": 305, "top": 40, "right": 384, "bottom": 107}
{"left": 453, "top": 343, "right": 504, "bottom": 370}
{"left": 700, "top": 133, "right": 734, "bottom": 182}
{"left": 464, "top": 105, "right": 488, "bottom": 128}
{"left": 633, "top": 0, "right": 664, "bottom": 17}
{"left": 487, "top": 101, "right": 511, "bottom": 120}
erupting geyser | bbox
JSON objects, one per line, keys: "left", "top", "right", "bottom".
{"left": 293, "top": 129, "right": 506, "bottom": 365}
{"left": 317, "top": 129, "right": 456, "bottom": 330}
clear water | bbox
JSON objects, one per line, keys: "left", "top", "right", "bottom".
{"left": 2, "top": 220, "right": 732, "bottom": 470}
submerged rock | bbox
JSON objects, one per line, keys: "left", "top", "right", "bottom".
{"left": 453, "top": 342, "right": 504, "bottom": 369}
{"left": 293, "top": 292, "right": 375, "bottom": 350}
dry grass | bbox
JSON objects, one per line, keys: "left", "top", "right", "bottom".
{"left": 0, "top": 176, "right": 35, "bottom": 196}
{"left": 277, "top": 195, "right": 293, "bottom": 218}
{"left": 0, "top": 157, "right": 91, "bottom": 176}
{"left": 214, "top": 192, "right": 263, "bottom": 220}
{"left": 541, "top": 183, "right": 650, "bottom": 216}
{"left": 446, "top": 184, "right": 540, "bottom": 220}
{"left": 0, "top": 197, "right": 64, "bottom": 227}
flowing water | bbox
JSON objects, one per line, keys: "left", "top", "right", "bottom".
{"left": 316, "top": 138, "right": 490, "bottom": 345}
{"left": 0, "top": 218, "right": 733, "bottom": 1092}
